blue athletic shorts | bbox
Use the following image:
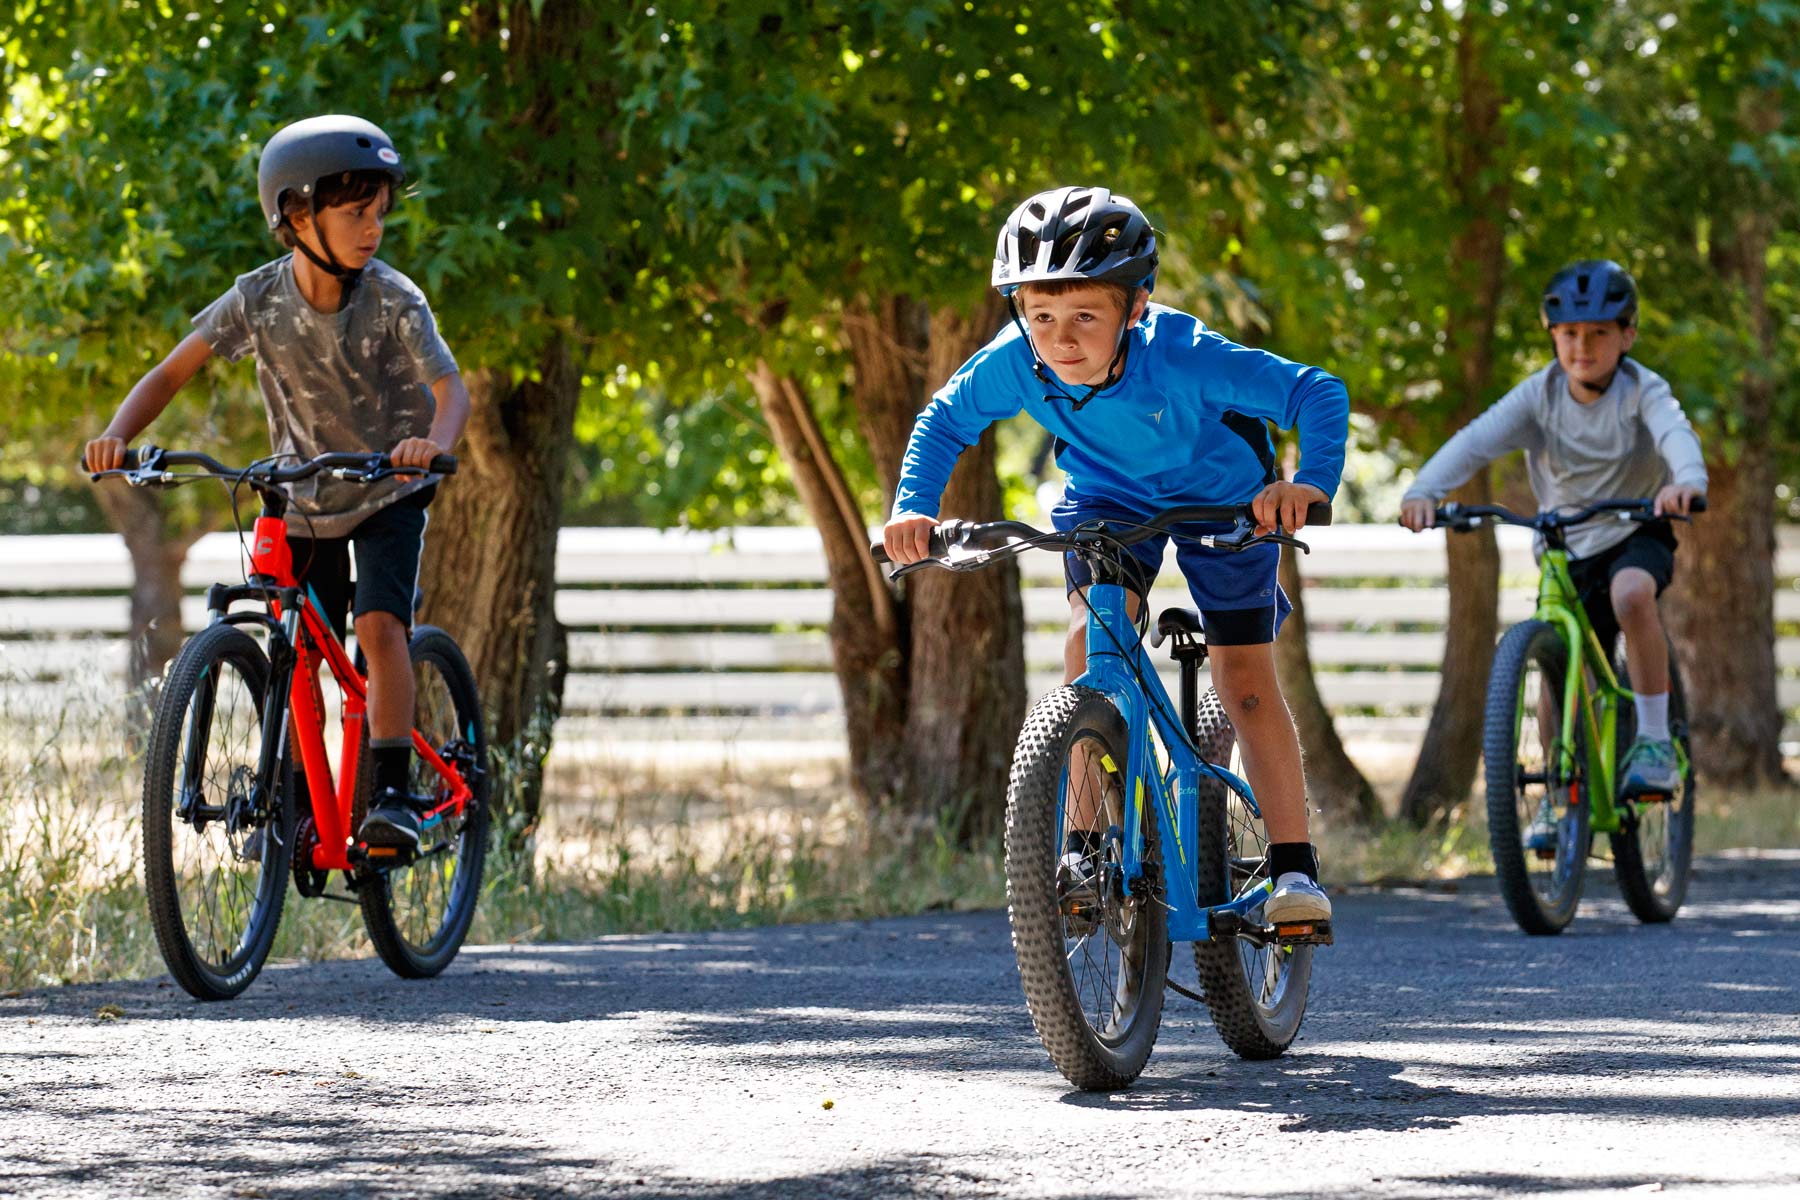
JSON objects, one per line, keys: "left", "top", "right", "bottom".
{"left": 1051, "top": 494, "right": 1292, "bottom": 646}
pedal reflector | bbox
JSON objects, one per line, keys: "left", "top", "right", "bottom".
{"left": 366, "top": 846, "right": 401, "bottom": 858}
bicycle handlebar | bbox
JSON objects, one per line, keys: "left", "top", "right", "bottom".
{"left": 87, "top": 445, "right": 458, "bottom": 484}
{"left": 1436, "top": 496, "right": 1705, "bottom": 533}
{"left": 870, "top": 501, "right": 1332, "bottom": 567}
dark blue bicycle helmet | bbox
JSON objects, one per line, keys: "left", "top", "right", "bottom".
{"left": 992, "top": 186, "right": 1159, "bottom": 296}
{"left": 1541, "top": 259, "right": 1638, "bottom": 328}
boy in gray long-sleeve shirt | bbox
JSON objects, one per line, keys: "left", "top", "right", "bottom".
{"left": 1400, "top": 260, "right": 1706, "bottom": 800}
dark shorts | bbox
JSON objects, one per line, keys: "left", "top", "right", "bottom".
{"left": 1567, "top": 522, "right": 1677, "bottom": 655}
{"left": 1052, "top": 494, "right": 1292, "bottom": 646}
{"left": 289, "top": 485, "right": 434, "bottom": 642}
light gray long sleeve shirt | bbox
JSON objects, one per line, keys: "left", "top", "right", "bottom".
{"left": 1403, "top": 358, "right": 1708, "bottom": 559}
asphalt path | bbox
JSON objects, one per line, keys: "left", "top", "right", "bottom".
{"left": 3, "top": 853, "right": 1798, "bottom": 1199}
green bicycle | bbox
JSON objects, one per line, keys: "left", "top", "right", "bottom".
{"left": 1437, "top": 498, "right": 1704, "bottom": 935}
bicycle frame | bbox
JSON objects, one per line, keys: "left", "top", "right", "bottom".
{"left": 1065, "top": 582, "right": 1269, "bottom": 942}
{"left": 1530, "top": 551, "right": 1688, "bottom": 836}
{"left": 216, "top": 513, "right": 473, "bottom": 872}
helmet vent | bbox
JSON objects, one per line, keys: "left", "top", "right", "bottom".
{"left": 356, "top": 136, "right": 372, "bottom": 147}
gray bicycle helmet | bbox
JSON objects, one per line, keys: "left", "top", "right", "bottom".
{"left": 1541, "top": 259, "right": 1638, "bottom": 327}
{"left": 256, "top": 114, "right": 404, "bottom": 234}
{"left": 991, "top": 186, "right": 1159, "bottom": 295}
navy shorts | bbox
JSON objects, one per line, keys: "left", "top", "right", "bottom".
{"left": 1051, "top": 494, "right": 1292, "bottom": 646}
{"left": 289, "top": 485, "right": 434, "bottom": 642}
{"left": 1568, "top": 522, "right": 1677, "bottom": 656}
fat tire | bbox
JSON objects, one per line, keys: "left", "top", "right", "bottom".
{"left": 1189, "top": 688, "right": 1312, "bottom": 1059}
{"left": 1611, "top": 642, "right": 1696, "bottom": 922}
{"left": 142, "top": 624, "right": 292, "bottom": 1000}
{"left": 1485, "top": 620, "right": 1588, "bottom": 935}
{"left": 359, "top": 626, "right": 490, "bottom": 978}
{"left": 1005, "top": 686, "right": 1168, "bottom": 1090}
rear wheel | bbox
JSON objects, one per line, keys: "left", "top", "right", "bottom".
{"left": 359, "top": 626, "right": 490, "bottom": 978}
{"left": 142, "top": 624, "right": 293, "bottom": 1000}
{"left": 1005, "top": 686, "right": 1168, "bottom": 1090}
{"left": 1190, "top": 689, "right": 1311, "bottom": 1058}
{"left": 1611, "top": 640, "right": 1696, "bottom": 922}
{"left": 1484, "top": 620, "right": 1589, "bottom": 935}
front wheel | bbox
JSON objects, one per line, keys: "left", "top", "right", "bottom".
{"left": 1484, "top": 620, "right": 1590, "bottom": 935}
{"left": 142, "top": 624, "right": 294, "bottom": 1000}
{"left": 1611, "top": 640, "right": 1696, "bottom": 922}
{"left": 1005, "top": 686, "right": 1169, "bottom": 1091}
{"left": 1190, "top": 689, "right": 1312, "bottom": 1059}
{"left": 359, "top": 626, "right": 490, "bottom": 978}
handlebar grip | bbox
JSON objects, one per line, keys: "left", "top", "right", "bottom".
{"left": 81, "top": 447, "right": 142, "bottom": 472}
{"left": 1688, "top": 495, "right": 1707, "bottom": 515}
{"left": 427, "top": 453, "right": 458, "bottom": 476}
{"left": 1305, "top": 501, "right": 1332, "bottom": 527}
{"left": 870, "top": 542, "right": 891, "bottom": 564}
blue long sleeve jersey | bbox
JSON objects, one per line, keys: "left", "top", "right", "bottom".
{"left": 893, "top": 304, "right": 1351, "bottom": 518}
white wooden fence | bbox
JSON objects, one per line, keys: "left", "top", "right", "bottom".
{"left": 3, "top": 525, "right": 1797, "bottom": 750}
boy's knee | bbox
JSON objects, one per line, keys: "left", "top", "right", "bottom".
{"left": 354, "top": 609, "right": 409, "bottom": 649}
{"left": 1611, "top": 569, "right": 1658, "bottom": 617}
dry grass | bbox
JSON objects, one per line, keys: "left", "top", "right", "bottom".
{"left": 0, "top": 679, "right": 1004, "bottom": 992}
{"left": 1, "top": 665, "right": 1791, "bottom": 991}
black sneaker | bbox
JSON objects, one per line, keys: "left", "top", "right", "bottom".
{"left": 359, "top": 788, "right": 424, "bottom": 850}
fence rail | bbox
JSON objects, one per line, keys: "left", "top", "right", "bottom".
{"left": 3, "top": 526, "right": 1797, "bottom": 742}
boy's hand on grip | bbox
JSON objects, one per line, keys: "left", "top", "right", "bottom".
{"left": 1653, "top": 484, "right": 1703, "bottom": 518}
{"left": 1252, "top": 481, "right": 1329, "bottom": 536}
{"left": 84, "top": 436, "right": 128, "bottom": 473}
{"left": 1399, "top": 497, "right": 1437, "bottom": 532}
{"left": 883, "top": 513, "right": 940, "bottom": 565}
{"left": 389, "top": 437, "right": 447, "bottom": 471}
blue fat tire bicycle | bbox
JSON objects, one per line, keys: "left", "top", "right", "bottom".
{"left": 876, "top": 502, "right": 1330, "bottom": 1089}
{"left": 1440, "top": 499, "right": 1701, "bottom": 936}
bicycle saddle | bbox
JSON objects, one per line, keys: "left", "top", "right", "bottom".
{"left": 1150, "top": 607, "right": 1203, "bottom": 648}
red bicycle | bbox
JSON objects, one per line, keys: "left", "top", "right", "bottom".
{"left": 91, "top": 446, "right": 490, "bottom": 999}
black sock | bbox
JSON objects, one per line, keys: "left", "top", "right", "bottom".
{"left": 1268, "top": 842, "right": 1319, "bottom": 883}
{"left": 372, "top": 739, "right": 412, "bottom": 798}
{"left": 1065, "top": 829, "right": 1102, "bottom": 860}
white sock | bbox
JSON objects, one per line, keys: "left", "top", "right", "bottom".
{"left": 1635, "top": 692, "right": 1670, "bottom": 742}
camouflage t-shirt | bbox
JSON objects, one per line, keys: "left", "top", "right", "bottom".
{"left": 192, "top": 256, "right": 460, "bottom": 538}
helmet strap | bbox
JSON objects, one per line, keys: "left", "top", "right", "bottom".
{"left": 1008, "top": 297, "right": 1135, "bottom": 412}
{"left": 290, "top": 198, "right": 364, "bottom": 312}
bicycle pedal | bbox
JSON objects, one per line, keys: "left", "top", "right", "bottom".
{"left": 1273, "top": 920, "right": 1334, "bottom": 947}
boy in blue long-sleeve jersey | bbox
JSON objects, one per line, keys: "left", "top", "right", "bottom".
{"left": 882, "top": 186, "right": 1351, "bottom": 924}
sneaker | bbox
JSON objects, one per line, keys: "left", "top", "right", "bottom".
{"left": 1619, "top": 736, "right": 1680, "bottom": 801}
{"left": 1264, "top": 872, "right": 1332, "bottom": 924}
{"left": 1057, "top": 849, "right": 1102, "bottom": 914}
{"left": 359, "top": 788, "right": 424, "bottom": 850}
{"left": 1523, "top": 799, "right": 1559, "bottom": 857}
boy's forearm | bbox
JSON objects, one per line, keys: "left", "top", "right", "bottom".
{"left": 426, "top": 373, "right": 471, "bottom": 450}
{"left": 100, "top": 366, "right": 180, "bottom": 442}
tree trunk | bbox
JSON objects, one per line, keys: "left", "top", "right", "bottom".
{"left": 848, "top": 296, "right": 1022, "bottom": 835}
{"left": 92, "top": 484, "right": 203, "bottom": 690}
{"left": 418, "top": 336, "right": 578, "bottom": 831}
{"left": 1663, "top": 197, "right": 1787, "bottom": 787}
{"left": 1400, "top": 473, "right": 1500, "bottom": 826}
{"left": 762, "top": 292, "right": 1021, "bottom": 838}
{"left": 748, "top": 360, "right": 908, "bottom": 805}
{"left": 1276, "top": 546, "right": 1383, "bottom": 825}
{"left": 1401, "top": 9, "right": 1507, "bottom": 826}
